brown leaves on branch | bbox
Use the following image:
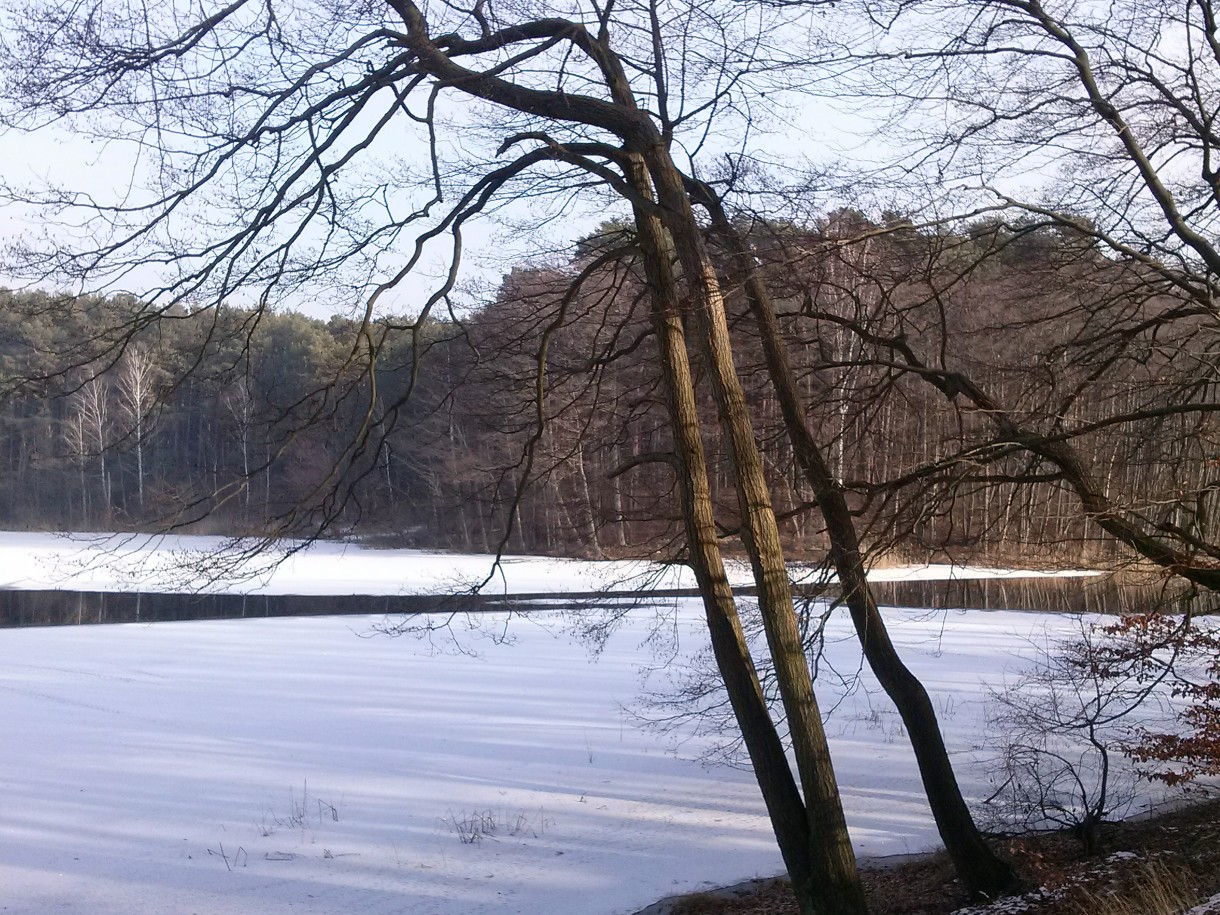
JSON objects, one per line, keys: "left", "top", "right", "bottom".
{"left": 1090, "top": 612, "right": 1220, "bottom": 786}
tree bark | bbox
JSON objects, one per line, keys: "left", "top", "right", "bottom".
{"left": 638, "top": 150, "right": 867, "bottom": 913}
{"left": 623, "top": 158, "right": 821, "bottom": 913}
{"left": 696, "top": 193, "right": 1018, "bottom": 899}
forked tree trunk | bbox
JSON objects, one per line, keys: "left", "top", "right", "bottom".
{"left": 624, "top": 168, "right": 820, "bottom": 913}
{"left": 697, "top": 192, "right": 1018, "bottom": 899}
{"left": 631, "top": 152, "right": 867, "bottom": 915}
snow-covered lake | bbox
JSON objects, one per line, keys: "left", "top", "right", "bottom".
{"left": 0, "top": 531, "right": 1099, "bottom": 596}
{"left": 0, "top": 533, "right": 1141, "bottom": 915}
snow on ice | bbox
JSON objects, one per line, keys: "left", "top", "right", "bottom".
{"left": 0, "top": 532, "right": 1135, "bottom": 914}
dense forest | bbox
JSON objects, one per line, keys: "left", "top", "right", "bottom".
{"left": 1, "top": 212, "right": 1208, "bottom": 570}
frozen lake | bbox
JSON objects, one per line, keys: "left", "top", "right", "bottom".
{"left": 0, "top": 532, "right": 1170, "bottom": 914}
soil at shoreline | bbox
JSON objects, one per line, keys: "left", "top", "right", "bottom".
{"left": 639, "top": 795, "right": 1220, "bottom": 915}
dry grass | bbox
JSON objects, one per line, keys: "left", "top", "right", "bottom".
{"left": 1066, "top": 861, "right": 1197, "bottom": 915}
{"left": 642, "top": 796, "right": 1220, "bottom": 915}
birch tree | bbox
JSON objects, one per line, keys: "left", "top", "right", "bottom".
{"left": 66, "top": 374, "right": 114, "bottom": 519}
{"left": 116, "top": 344, "right": 159, "bottom": 512}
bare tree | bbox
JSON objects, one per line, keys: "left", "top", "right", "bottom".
{"left": 788, "top": 0, "right": 1220, "bottom": 590}
{"left": 61, "top": 392, "right": 92, "bottom": 524}
{"left": 222, "top": 377, "right": 257, "bottom": 514}
{"left": 116, "top": 344, "right": 160, "bottom": 512}
{"left": 982, "top": 620, "right": 1165, "bottom": 854}
{"left": 0, "top": 1, "right": 879, "bottom": 911}
{"left": 691, "top": 183, "right": 1019, "bottom": 896}
{"left": 64, "top": 373, "right": 114, "bottom": 520}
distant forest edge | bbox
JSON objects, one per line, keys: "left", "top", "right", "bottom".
{"left": 0, "top": 213, "right": 1207, "bottom": 569}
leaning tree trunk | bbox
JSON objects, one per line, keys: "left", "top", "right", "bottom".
{"left": 696, "top": 190, "right": 1018, "bottom": 899}
{"left": 625, "top": 159, "right": 822, "bottom": 913}
{"left": 388, "top": 8, "right": 866, "bottom": 908}
{"left": 637, "top": 149, "right": 868, "bottom": 914}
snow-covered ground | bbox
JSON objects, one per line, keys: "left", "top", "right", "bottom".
{"left": 0, "top": 530, "right": 1100, "bottom": 595}
{"left": 0, "top": 532, "right": 1136, "bottom": 915}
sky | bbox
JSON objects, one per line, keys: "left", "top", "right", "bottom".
{"left": 0, "top": 119, "right": 594, "bottom": 319}
{"left": 3, "top": 0, "right": 1182, "bottom": 322}
{"left": 0, "top": 0, "right": 890, "bottom": 320}
{"left": 5, "top": 0, "right": 1154, "bottom": 328}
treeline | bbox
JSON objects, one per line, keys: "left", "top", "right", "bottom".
{"left": 1, "top": 212, "right": 1209, "bottom": 566}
